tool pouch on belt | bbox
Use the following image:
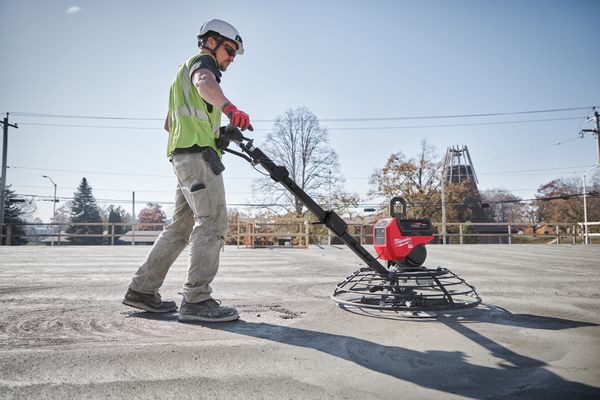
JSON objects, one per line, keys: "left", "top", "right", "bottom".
{"left": 203, "top": 148, "right": 225, "bottom": 175}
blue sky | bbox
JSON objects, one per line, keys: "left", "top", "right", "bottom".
{"left": 1, "top": 0, "right": 599, "bottom": 221}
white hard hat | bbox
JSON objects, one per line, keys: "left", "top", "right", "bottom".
{"left": 198, "top": 19, "right": 244, "bottom": 55}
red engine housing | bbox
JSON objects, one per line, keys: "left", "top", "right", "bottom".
{"left": 373, "top": 198, "right": 434, "bottom": 267}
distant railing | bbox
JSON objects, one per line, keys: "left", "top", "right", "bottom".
{"left": 309, "top": 222, "right": 597, "bottom": 246}
{"left": 584, "top": 222, "right": 600, "bottom": 244}
{"left": 1, "top": 220, "right": 599, "bottom": 246}
{"left": 1, "top": 222, "right": 165, "bottom": 246}
{"left": 431, "top": 222, "right": 585, "bottom": 245}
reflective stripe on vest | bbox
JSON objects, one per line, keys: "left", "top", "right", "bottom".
{"left": 176, "top": 106, "right": 209, "bottom": 121}
{"left": 177, "top": 63, "right": 209, "bottom": 121}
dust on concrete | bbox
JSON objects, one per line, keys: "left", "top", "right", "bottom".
{"left": 0, "top": 245, "right": 599, "bottom": 400}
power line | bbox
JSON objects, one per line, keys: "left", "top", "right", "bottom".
{"left": 8, "top": 165, "right": 173, "bottom": 178}
{"left": 477, "top": 164, "right": 593, "bottom": 176}
{"left": 11, "top": 106, "right": 594, "bottom": 123}
{"left": 18, "top": 190, "right": 598, "bottom": 210}
{"left": 12, "top": 184, "right": 254, "bottom": 195}
{"left": 14, "top": 185, "right": 174, "bottom": 193}
{"left": 11, "top": 112, "right": 163, "bottom": 121}
{"left": 7, "top": 165, "right": 262, "bottom": 180}
{"left": 323, "top": 117, "right": 585, "bottom": 130}
{"left": 479, "top": 137, "right": 583, "bottom": 163}
{"left": 15, "top": 193, "right": 295, "bottom": 208}
{"left": 18, "top": 122, "right": 161, "bottom": 130}
{"left": 16, "top": 116, "right": 585, "bottom": 131}
{"left": 9, "top": 163, "right": 593, "bottom": 181}
{"left": 317, "top": 107, "right": 595, "bottom": 122}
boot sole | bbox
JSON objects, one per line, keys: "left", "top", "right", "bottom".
{"left": 122, "top": 299, "right": 178, "bottom": 313}
{"left": 178, "top": 313, "right": 240, "bottom": 323}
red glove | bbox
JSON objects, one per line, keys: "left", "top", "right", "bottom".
{"left": 222, "top": 102, "right": 252, "bottom": 131}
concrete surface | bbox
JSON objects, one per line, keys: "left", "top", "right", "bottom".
{"left": 0, "top": 244, "right": 599, "bottom": 399}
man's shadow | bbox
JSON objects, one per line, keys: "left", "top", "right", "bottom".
{"left": 133, "top": 305, "right": 600, "bottom": 399}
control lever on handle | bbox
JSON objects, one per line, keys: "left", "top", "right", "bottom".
{"left": 217, "top": 125, "right": 252, "bottom": 150}
{"left": 225, "top": 125, "right": 251, "bottom": 141}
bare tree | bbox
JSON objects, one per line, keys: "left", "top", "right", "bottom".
{"left": 480, "top": 188, "right": 525, "bottom": 222}
{"left": 253, "top": 107, "right": 342, "bottom": 216}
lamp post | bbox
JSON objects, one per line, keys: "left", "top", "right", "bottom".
{"left": 328, "top": 170, "right": 332, "bottom": 246}
{"left": 42, "top": 175, "right": 57, "bottom": 222}
{"left": 583, "top": 165, "right": 599, "bottom": 245}
{"left": 441, "top": 177, "right": 447, "bottom": 244}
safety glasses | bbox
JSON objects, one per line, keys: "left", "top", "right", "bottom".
{"left": 223, "top": 44, "right": 236, "bottom": 58}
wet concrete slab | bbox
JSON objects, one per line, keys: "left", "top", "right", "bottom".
{"left": 0, "top": 244, "right": 599, "bottom": 399}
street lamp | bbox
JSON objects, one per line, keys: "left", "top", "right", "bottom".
{"left": 582, "top": 165, "right": 599, "bottom": 245}
{"left": 42, "top": 175, "right": 57, "bottom": 222}
{"left": 441, "top": 174, "right": 447, "bottom": 245}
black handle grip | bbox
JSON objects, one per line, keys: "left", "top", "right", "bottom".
{"left": 224, "top": 125, "right": 249, "bottom": 140}
{"left": 389, "top": 196, "right": 407, "bottom": 218}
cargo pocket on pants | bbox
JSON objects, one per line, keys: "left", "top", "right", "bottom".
{"left": 189, "top": 182, "right": 212, "bottom": 218}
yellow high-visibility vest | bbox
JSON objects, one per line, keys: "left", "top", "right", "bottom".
{"left": 166, "top": 54, "right": 222, "bottom": 158}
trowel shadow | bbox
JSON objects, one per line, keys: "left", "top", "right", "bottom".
{"left": 131, "top": 311, "right": 600, "bottom": 399}
{"left": 339, "top": 303, "right": 600, "bottom": 331}
{"left": 456, "top": 304, "right": 600, "bottom": 330}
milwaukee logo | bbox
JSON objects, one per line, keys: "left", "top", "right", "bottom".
{"left": 394, "top": 238, "right": 413, "bottom": 247}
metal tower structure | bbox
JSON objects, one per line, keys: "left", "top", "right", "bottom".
{"left": 441, "top": 145, "right": 489, "bottom": 224}
{"left": 443, "top": 145, "right": 478, "bottom": 186}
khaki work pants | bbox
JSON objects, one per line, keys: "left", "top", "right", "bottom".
{"left": 129, "top": 152, "right": 228, "bottom": 303}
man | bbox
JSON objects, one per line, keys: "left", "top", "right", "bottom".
{"left": 123, "top": 19, "right": 251, "bottom": 322}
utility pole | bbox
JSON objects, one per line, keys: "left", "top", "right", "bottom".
{"left": 579, "top": 108, "right": 600, "bottom": 245}
{"left": 0, "top": 113, "right": 18, "bottom": 245}
{"left": 596, "top": 108, "right": 600, "bottom": 166}
{"left": 132, "top": 191, "right": 136, "bottom": 246}
{"left": 580, "top": 107, "right": 600, "bottom": 166}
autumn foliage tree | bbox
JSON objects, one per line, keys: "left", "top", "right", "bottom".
{"left": 588, "top": 172, "right": 600, "bottom": 222}
{"left": 533, "top": 177, "right": 591, "bottom": 223}
{"left": 444, "top": 181, "right": 487, "bottom": 222}
{"left": 370, "top": 140, "right": 441, "bottom": 219}
{"left": 370, "top": 140, "right": 493, "bottom": 223}
{"left": 137, "top": 203, "right": 166, "bottom": 230}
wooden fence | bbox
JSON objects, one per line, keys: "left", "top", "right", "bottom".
{"left": 2, "top": 220, "right": 599, "bottom": 246}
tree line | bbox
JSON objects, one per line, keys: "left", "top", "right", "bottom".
{"left": 3, "top": 106, "right": 599, "bottom": 245}
{"left": 251, "top": 107, "right": 600, "bottom": 225}
{"left": 368, "top": 139, "right": 600, "bottom": 225}
{"left": 2, "top": 178, "right": 166, "bottom": 245}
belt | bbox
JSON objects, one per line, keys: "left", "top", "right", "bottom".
{"left": 171, "top": 145, "right": 210, "bottom": 155}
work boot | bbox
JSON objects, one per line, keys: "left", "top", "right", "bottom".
{"left": 178, "top": 298, "right": 240, "bottom": 322}
{"left": 122, "top": 288, "right": 178, "bottom": 313}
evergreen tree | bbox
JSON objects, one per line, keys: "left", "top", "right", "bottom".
{"left": 105, "top": 205, "right": 130, "bottom": 244}
{"left": 1, "top": 185, "right": 28, "bottom": 245}
{"left": 67, "top": 178, "right": 103, "bottom": 245}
